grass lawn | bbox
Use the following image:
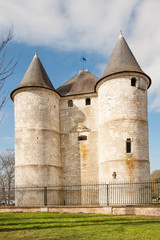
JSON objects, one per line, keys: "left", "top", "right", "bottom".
{"left": 0, "top": 212, "right": 160, "bottom": 240}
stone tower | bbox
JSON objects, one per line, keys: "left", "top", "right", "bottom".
{"left": 97, "top": 33, "right": 151, "bottom": 185}
{"left": 11, "top": 52, "right": 61, "bottom": 206}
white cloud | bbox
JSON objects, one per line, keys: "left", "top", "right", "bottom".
{"left": 0, "top": 0, "right": 160, "bottom": 110}
{"left": 0, "top": 0, "right": 138, "bottom": 51}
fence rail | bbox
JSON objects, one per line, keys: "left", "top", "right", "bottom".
{"left": 0, "top": 180, "right": 160, "bottom": 206}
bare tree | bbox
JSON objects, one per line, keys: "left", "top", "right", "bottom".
{"left": 0, "top": 28, "right": 17, "bottom": 118}
{"left": 0, "top": 150, "right": 15, "bottom": 205}
{"left": 150, "top": 170, "right": 160, "bottom": 181}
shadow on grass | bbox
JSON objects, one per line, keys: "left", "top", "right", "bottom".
{"left": 0, "top": 214, "right": 149, "bottom": 226}
{"left": 0, "top": 216, "right": 160, "bottom": 233}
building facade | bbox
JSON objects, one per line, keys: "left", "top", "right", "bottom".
{"left": 11, "top": 33, "right": 151, "bottom": 206}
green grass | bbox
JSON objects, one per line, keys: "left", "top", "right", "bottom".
{"left": 0, "top": 212, "right": 160, "bottom": 240}
{"left": 152, "top": 202, "right": 160, "bottom": 205}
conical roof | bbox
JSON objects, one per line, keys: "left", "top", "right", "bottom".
{"left": 100, "top": 33, "right": 151, "bottom": 88}
{"left": 57, "top": 69, "right": 98, "bottom": 96}
{"left": 11, "top": 52, "right": 55, "bottom": 100}
{"left": 102, "top": 33, "right": 144, "bottom": 78}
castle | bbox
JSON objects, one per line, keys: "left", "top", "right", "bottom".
{"left": 11, "top": 33, "right": 151, "bottom": 206}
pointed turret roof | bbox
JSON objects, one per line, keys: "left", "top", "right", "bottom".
{"left": 102, "top": 32, "right": 144, "bottom": 78}
{"left": 57, "top": 69, "right": 98, "bottom": 96}
{"left": 11, "top": 52, "right": 55, "bottom": 100}
{"left": 100, "top": 33, "right": 151, "bottom": 88}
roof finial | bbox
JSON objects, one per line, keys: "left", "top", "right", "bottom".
{"left": 120, "top": 30, "right": 122, "bottom": 36}
{"left": 35, "top": 50, "right": 38, "bottom": 57}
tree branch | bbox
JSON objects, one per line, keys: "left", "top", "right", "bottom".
{"left": 0, "top": 28, "right": 18, "bottom": 116}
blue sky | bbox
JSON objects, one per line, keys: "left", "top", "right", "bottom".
{"left": 0, "top": 0, "right": 160, "bottom": 172}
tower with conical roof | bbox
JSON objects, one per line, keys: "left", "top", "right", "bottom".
{"left": 96, "top": 33, "right": 151, "bottom": 203}
{"left": 11, "top": 53, "right": 61, "bottom": 206}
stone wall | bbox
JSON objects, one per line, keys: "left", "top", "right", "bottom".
{"left": 60, "top": 93, "right": 99, "bottom": 188}
{"left": 1, "top": 206, "right": 160, "bottom": 217}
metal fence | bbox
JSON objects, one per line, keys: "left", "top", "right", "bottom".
{"left": 0, "top": 180, "right": 160, "bottom": 206}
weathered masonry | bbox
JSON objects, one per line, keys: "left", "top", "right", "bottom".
{"left": 11, "top": 33, "right": 151, "bottom": 206}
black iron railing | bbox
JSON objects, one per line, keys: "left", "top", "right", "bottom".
{"left": 0, "top": 180, "right": 160, "bottom": 206}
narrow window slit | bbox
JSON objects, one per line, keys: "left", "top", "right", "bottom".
{"left": 126, "top": 138, "right": 131, "bottom": 153}
{"left": 131, "top": 78, "right": 136, "bottom": 87}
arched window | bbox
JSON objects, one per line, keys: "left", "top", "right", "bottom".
{"left": 68, "top": 100, "right": 73, "bottom": 107}
{"left": 78, "top": 135, "right": 87, "bottom": 141}
{"left": 131, "top": 78, "right": 136, "bottom": 87}
{"left": 126, "top": 138, "right": 131, "bottom": 153}
{"left": 86, "top": 98, "right": 91, "bottom": 105}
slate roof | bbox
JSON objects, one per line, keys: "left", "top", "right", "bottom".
{"left": 57, "top": 69, "right": 98, "bottom": 96}
{"left": 11, "top": 33, "right": 151, "bottom": 100}
{"left": 101, "top": 33, "right": 151, "bottom": 88}
{"left": 11, "top": 52, "right": 55, "bottom": 100}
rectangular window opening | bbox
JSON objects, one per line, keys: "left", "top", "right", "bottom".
{"left": 68, "top": 100, "right": 73, "bottom": 107}
{"left": 78, "top": 135, "right": 87, "bottom": 141}
{"left": 131, "top": 78, "right": 136, "bottom": 87}
{"left": 126, "top": 138, "right": 131, "bottom": 153}
{"left": 86, "top": 98, "right": 91, "bottom": 105}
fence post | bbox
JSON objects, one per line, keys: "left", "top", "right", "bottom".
{"left": 44, "top": 187, "right": 47, "bottom": 206}
{"left": 107, "top": 184, "right": 109, "bottom": 205}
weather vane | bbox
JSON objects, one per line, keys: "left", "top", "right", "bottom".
{"left": 80, "top": 57, "right": 87, "bottom": 70}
